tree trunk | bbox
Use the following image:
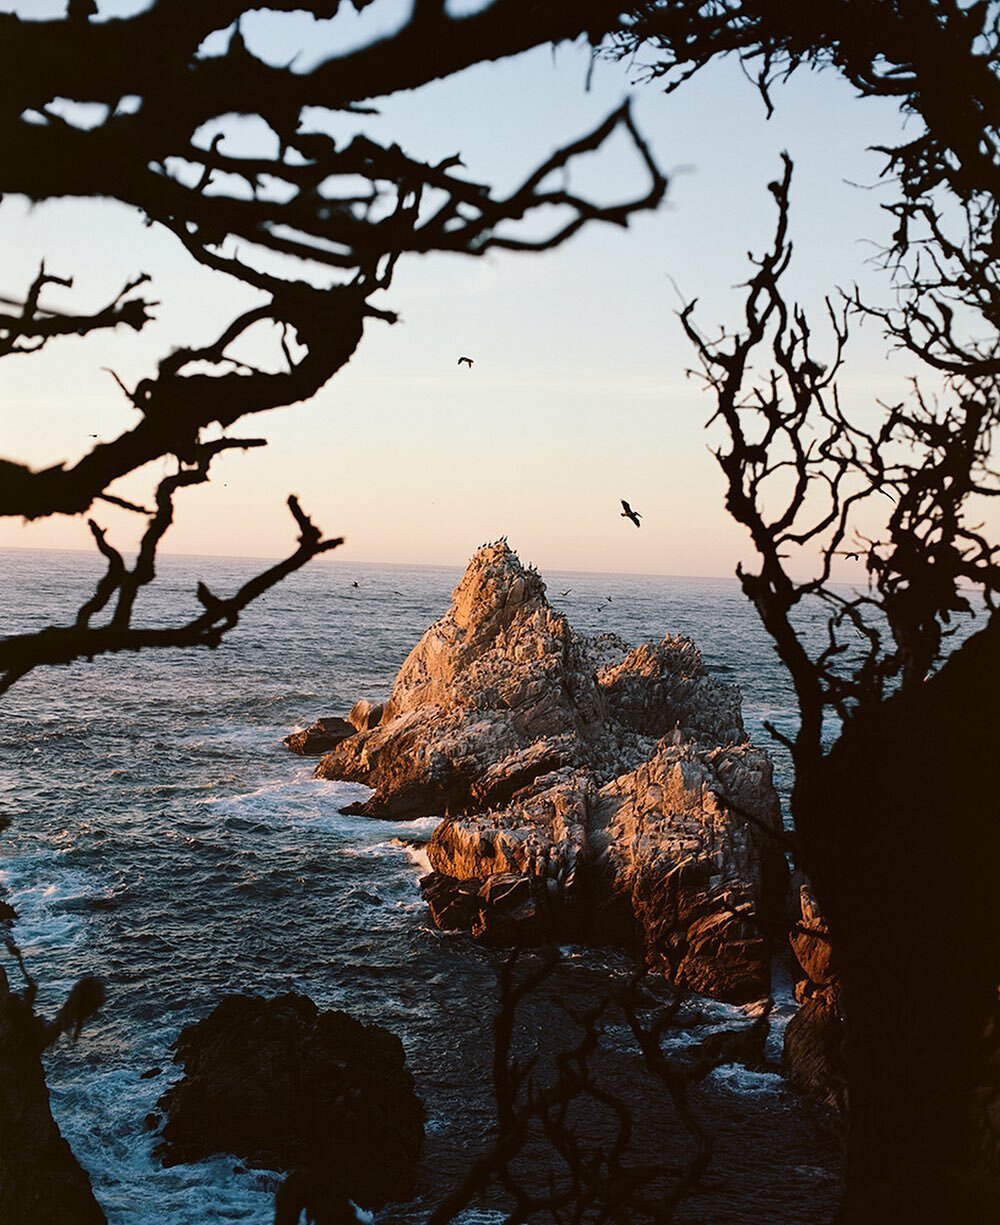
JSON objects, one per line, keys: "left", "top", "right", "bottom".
{"left": 796, "top": 616, "right": 1000, "bottom": 1221}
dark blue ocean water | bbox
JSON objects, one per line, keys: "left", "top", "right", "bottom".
{"left": 0, "top": 547, "right": 807, "bottom": 1223}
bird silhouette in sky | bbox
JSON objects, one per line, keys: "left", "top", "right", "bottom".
{"left": 620, "top": 499, "right": 642, "bottom": 527}
{"left": 457, "top": 356, "right": 474, "bottom": 368}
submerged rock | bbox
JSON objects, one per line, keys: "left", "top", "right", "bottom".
{"left": 156, "top": 993, "right": 424, "bottom": 1210}
{"left": 314, "top": 541, "right": 785, "bottom": 1001}
{"left": 283, "top": 717, "right": 356, "bottom": 756}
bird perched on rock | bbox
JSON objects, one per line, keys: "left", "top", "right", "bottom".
{"left": 457, "top": 356, "right": 474, "bottom": 368}
{"left": 620, "top": 499, "right": 642, "bottom": 527}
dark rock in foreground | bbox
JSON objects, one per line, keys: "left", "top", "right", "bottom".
{"left": 156, "top": 993, "right": 424, "bottom": 1210}
{"left": 0, "top": 978, "right": 106, "bottom": 1224}
{"left": 783, "top": 996, "right": 844, "bottom": 1106}
{"left": 313, "top": 542, "right": 785, "bottom": 1003}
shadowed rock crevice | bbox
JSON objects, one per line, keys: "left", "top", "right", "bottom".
{"left": 316, "top": 542, "right": 785, "bottom": 1002}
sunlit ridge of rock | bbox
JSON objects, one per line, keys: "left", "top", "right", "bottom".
{"left": 311, "top": 540, "right": 784, "bottom": 1002}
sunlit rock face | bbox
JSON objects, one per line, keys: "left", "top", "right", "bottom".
{"left": 591, "top": 742, "right": 781, "bottom": 1002}
{"left": 597, "top": 636, "right": 746, "bottom": 744}
{"left": 316, "top": 542, "right": 610, "bottom": 818}
{"left": 315, "top": 541, "right": 783, "bottom": 1002}
{"left": 783, "top": 883, "right": 844, "bottom": 1105}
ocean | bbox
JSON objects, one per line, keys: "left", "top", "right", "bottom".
{"left": 0, "top": 547, "right": 835, "bottom": 1223}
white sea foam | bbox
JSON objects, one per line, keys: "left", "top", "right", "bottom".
{"left": 49, "top": 1062, "right": 277, "bottom": 1224}
{"left": 0, "top": 860, "right": 93, "bottom": 963}
{"left": 405, "top": 844, "right": 433, "bottom": 875}
{"left": 188, "top": 778, "right": 386, "bottom": 847}
{"left": 707, "top": 1063, "right": 784, "bottom": 1095}
{"left": 764, "top": 957, "right": 800, "bottom": 1063}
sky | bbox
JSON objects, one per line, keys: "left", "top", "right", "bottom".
{"left": 0, "top": 0, "right": 963, "bottom": 580}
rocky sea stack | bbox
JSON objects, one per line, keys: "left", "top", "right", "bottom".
{"left": 314, "top": 542, "right": 786, "bottom": 1002}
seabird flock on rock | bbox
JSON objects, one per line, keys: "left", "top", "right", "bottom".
{"left": 620, "top": 499, "right": 642, "bottom": 528}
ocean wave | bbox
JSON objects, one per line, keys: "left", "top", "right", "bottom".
{"left": 0, "top": 860, "right": 94, "bottom": 963}
{"left": 707, "top": 1063, "right": 784, "bottom": 1095}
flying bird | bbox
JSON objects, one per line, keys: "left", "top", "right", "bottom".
{"left": 559, "top": 589, "right": 572, "bottom": 597}
{"left": 457, "top": 356, "right": 474, "bottom": 368}
{"left": 620, "top": 499, "right": 642, "bottom": 528}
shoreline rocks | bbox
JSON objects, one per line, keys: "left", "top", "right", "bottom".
{"left": 307, "top": 541, "right": 786, "bottom": 1002}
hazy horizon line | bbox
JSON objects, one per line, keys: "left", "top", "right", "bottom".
{"left": 0, "top": 541, "right": 739, "bottom": 585}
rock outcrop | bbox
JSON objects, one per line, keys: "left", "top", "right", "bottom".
{"left": 597, "top": 635, "right": 745, "bottom": 744}
{"left": 284, "top": 717, "right": 356, "bottom": 756}
{"left": 314, "top": 542, "right": 785, "bottom": 1002}
{"left": 789, "top": 881, "right": 836, "bottom": 995}
{"left": 156, "top": 994, "right": 424, "bottom": 1211}
{"left": 318, "top": 547, "right": 609, "bottom": 818}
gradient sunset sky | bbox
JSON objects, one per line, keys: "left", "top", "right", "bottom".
{"left": 0, "top": 0, "right": 962, "bottom": 580}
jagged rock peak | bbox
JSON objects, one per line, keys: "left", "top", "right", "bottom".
{"left": 450, "top": 539, "right": 549, "bottom": 630}
{"left": 381, "top": 541, "right": 591, "bottom": 726}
